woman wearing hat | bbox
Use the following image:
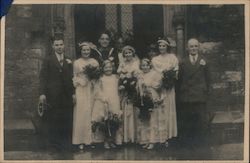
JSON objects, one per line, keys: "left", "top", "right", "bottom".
{"left": 72, "top": 42, "right": 99, "bottom": 150}
{"left": 151, "top": 37, "right": 179, "bottom": 148}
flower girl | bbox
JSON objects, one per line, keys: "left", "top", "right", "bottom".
{"left": 91, "top": 60, "right": 122, "bottom": 149}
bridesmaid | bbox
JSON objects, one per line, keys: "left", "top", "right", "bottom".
{"left": 136, "top": 58, "right": 164, "bottom": 149}
{"left": 72, "top": 42, "right": 99, "bottom": 150}
{"left": 151, "top": 37, "right": 179, "bottom": 147}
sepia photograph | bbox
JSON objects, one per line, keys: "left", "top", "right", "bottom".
{"left": 1, "top": 0, "right": 249, "bottom": 162}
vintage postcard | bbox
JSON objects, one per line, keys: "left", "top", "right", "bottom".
{"left": 0, "top": 0, "right": 249, "bottom": 162}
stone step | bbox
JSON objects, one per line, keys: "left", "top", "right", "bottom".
{"left": 4, "top": 119, "right": 37, "bottom": 151}
{"left": 210, "top": 111, "right": 244, "bottom": 144}
{"left": 4, "top": 119, "right": 35, "bottom": 132}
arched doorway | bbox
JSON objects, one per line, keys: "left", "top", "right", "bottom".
{"left": 74, "top": 4, "right": 106, "bottom": 58}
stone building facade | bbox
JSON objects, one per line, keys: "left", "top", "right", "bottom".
{"left": 4, "top": 4, "right": 245, "bottom": 123}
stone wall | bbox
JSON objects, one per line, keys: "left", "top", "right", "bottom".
{"left": 186, "top": 5, "right": 245, "bottom": 113}
{"left": 200, "top": 41, "right": 245, "bottom": 144}
{"left": 4, "top": 5, "right": 52, "bottom": 119}
{"left": 200, "top": 42, "right": 245, "bottom": 112}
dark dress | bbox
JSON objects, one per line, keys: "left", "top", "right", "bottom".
{"left": 39, "top": 53, "right": 74, "bottom": 148}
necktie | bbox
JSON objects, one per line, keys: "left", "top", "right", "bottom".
{"left": 192, "top": 56, "right": 196, "bottom": 64}
{"left": 59, "top": 55, "right": 63, "bottom": 66}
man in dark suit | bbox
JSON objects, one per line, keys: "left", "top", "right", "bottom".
{"left": 39, "top": 36, "right": 75, "bottom": 150}
{"left": 178, "top": 38, "right": 211, "bottom": 146}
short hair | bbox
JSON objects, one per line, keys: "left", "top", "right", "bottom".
{"left": 98, "top": 30, "right": 111, "bottom": 39}
{"left": 103, "top": 60, "right": 112, "bottom": 67}
{"left": 187, "top": 38, "right": 200, "bottom": 46}
{"left": 51, "top": 35, "right": 64, "bottom": 44}
{"left": 102, "top": 59, "right": 115, "bottom": 71}
{"left": 122, "top": 45, "right": 136, "bottom": 57}
{"left": 140, "top": 58, "right": 152, "bottom": 69}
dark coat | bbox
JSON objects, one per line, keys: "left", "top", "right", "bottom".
{"left": 178, "top": 54, "right": 211, "bottom": 103}
{"left": 90, "top": 46, "right": 119, "bottom": 70}
{"left": 39, "top": 53, "right": 74, "bottom": 113}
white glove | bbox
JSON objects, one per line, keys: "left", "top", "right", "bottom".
{"left": 39, "top": 95, "right": 46, "bottom": 104}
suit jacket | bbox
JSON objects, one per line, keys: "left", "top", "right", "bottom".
{"left": 90, "top": 46, "right": 119, "bottom": 71}
{"left": 178, "top": 54, "right": 211, "bottom": 103}
{"left": 39, "top": 53, "right": 74, "bottom": 112}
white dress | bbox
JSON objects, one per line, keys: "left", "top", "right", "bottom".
{"left": 151, "top": 53, "right": 179, "bottom": 140}
{"left": 117, "top": 59, "right": 140, "bottom": 143}
{"left": 91, "top": 74, "right": 123, "bottom": 144}
{"left": 136, "top": 69, "right": 169, "bottom": 144}
{"left": 72, "top": 58, "right": 99, "bottom": 145}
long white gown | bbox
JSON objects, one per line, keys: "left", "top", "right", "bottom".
{"left": 151, "top": 53, "right": 179, "bottom": 140}
{"left": 136, "top": 69, "right": 170, "bottom": 144}
{"left": 72, "top": 58, "right": 99, "bottom": 145}
{"left": 117, "top": 58, "right": 140, "bottom": 143}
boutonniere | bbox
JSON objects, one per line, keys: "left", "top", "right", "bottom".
{"left": 200, "top": 59, "right": 206, "bottom": 66}
{"left": 66, "top": 59, "right": 72, "bottom": 64}
{"left": 109, "top": 56, "right": 114, "bottom": 61}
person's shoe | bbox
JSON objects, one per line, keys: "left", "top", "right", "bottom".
{"left": 147, "top": 143, "right": 154, "bottom": 150}
{"left": 104, "top": 142, "right": 110, "bottom": 149}
{"left": 165, "top": 141, "right": 169, "bottom": 148}
{"left": 79, "top": 144, "right": 84, "bottom": 150}
{"left": 142, "top": 144, "right": 149, "bottom": 149}
{"left": 90, "top": 144, "right": 96, "bottom": 149}
{"left": 109, "top": 143, "right": 117, "bottom": 148}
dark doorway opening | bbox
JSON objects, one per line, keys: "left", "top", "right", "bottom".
{"left": 74, "top": 5, "right": 105, "bottom": 58}
{"left": 133, "top": 5, "right": 164, "bottom": 58}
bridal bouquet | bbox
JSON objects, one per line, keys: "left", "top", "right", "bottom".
{"left": 118, "top": 74, "right": 137, "bottom": 100}
{"left": 162, "top": 69, "right": 178, "bottom": 90}
{"left": 84, "top": 64, "right": 101, "bottom": 81}
{"left": 133, "top": 90, "right": 154, "bottom": 121}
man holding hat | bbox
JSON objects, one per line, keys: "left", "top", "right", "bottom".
{"left": 39, "top": 36, "right": 75, "bottom": 150}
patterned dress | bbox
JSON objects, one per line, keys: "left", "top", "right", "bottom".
{"left": 136, "top": 69, "right": 170, "bottom": 144}
{"left": 151, "top": 53, "right": 179, "bottom": 141}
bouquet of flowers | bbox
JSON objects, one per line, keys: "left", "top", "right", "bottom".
{"left": 162, "top": 69, "right": 178, "bottom": 90}
{"left": 91, "top": 112, "right": 121, "bottom": 137}
{"left": 84, "top": 64, "right": 101, "bottom": 81}
{"left": 134, "top": 90, "right": 154, "bottom": 121}
{"left": 118, "top": 73, "right": 137, "bottom": 100}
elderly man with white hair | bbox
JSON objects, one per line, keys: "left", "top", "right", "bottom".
{"left": 178, "top": 38, "right": 211, "bottom": 146}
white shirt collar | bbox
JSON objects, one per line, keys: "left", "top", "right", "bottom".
{"left": 55, "top": 52, "right": 64, "bottom": 61}
{"left": 189, "top": 54, "right": 198, "bottom": 62}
